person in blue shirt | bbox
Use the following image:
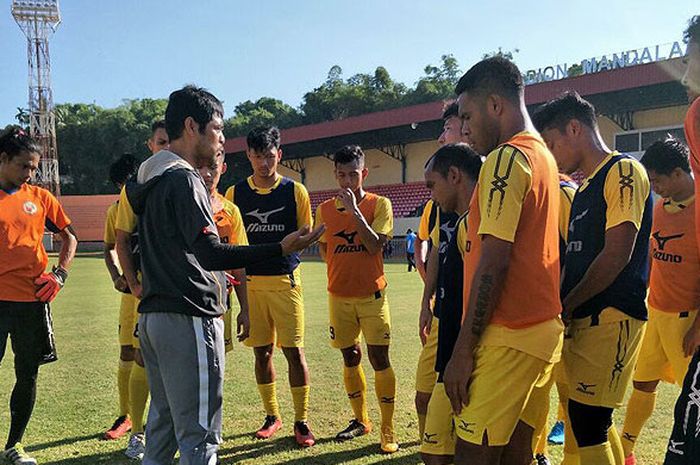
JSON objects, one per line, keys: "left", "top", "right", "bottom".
{"left": 406, "top": 229, "right": 417, "bottom": 272}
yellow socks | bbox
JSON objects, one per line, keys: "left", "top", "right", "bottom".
{"left": 290, "top": 385, "right": 310, "bottom": 422}
{"left": 621, "top": 388, "right": 656, "bottom": 457}
{"left": 608, "top": 424, "right": 624, "bottom": 465}
{"left": 129, "top": 363, "right": 149, "bottom": 433}
{"left": 257, "top": 382, "right": 281, "bottom": 419}
{"left": 117, "top": 359, "right": 133, "bottom": 418}
{"left": 343, "top": 365, "right": 368, "bottom": 424}
{"left": 558, "top": 386, "right": 579, "bottom": 465}
{"left": 579, "top": 442, "right": 614, "bottom": 465}
{"left": 374, "top": 367, "right": 396, "bottom": 430}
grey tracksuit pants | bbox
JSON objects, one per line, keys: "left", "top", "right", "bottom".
{"left": 139, "top": 312, "right": 224, "bottom": 465}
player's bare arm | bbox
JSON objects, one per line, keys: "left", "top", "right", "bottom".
{"left": 419, "top": 244, "right": 439, "bottom": 345}
{"left": 104, "top": 242, "right": 128, "bottom": 292}
{"left": 57, "top": 225, "right": 77, "bottom": 271}
{"left": 231, "top": 267, "right": 250, "bottom": 341}
{"left": 415, "top": 237, "right": 429, "bottom": 281}
{"left": 443, "top": 235, "right": 512, "bottom": 413}
{"left": 337, "top": 188, "right": 385, "bottom": 254}
{"left": 115, "top": 229, "right": 141, "bottom": 298}
{"left": 561, "top": 222, "right": 637, "bottom": 321}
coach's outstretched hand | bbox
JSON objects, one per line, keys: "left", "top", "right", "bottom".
{"left": 281, "top": 224, "right": 325, "bottom": 256}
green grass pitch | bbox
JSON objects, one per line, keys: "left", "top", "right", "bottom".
{"left": 0, "top": 256, "right": 680, "bottom": 464}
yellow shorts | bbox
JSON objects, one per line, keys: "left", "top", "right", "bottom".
{"left": 633, "top": 307, "right": 696, "bottom": 385}
{"left": 454, "top": 345, "right": 552, "bottom": 446}
{"left": 415, "top": 317, "right": 439, "bottom": 394}
{"left": 244, "top": 286, "right": 304, "bottom": 348}
{"left": 421, "top": 382, "right": 455, "bottom": 456}
{"left": 527, "top": 366, "right": 556, "bottom": 450}
{"left": 564, "top": 307, "right": 646, "bottom": 408}
{"left": 328, "top": 289, "right": 391, "bottom": 349}
{"left": 118, "top": 292, "right": 139, "bottom": 347}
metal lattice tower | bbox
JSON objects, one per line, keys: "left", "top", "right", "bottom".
{"left": 12, "top": 0, "right": 61, "bottom": 195}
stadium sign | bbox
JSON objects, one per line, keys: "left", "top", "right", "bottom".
{"left": 523, "top": 41, "right": 688, "bottom": 85}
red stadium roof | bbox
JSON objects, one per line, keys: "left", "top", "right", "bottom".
{"left": 224, "top": 58, "right": 685, "bottom": 155}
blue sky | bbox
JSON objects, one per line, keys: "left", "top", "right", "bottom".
{"left": 1, "top": 0, "right": 697, "bottom": 126}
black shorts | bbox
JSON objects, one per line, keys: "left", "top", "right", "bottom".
{"left": 0, "top": 301, "right": 57, "bottom": 375}
{"left": 664, "top": 351, "right": 700, "bottom": 465}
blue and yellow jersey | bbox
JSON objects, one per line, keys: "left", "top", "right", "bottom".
{"left": 419, "top": 199, "right": 458, "bottom": 255}
{"left": 114, "top": 186, "right": 141, "bottom": 271}
{"left": 562, "top": 152, "right": 652, "bottom": 320}
{"left": 558, "top": 174, "right": 577, "bottom": 264}
{"left": 226, "top": 176, "right": 311, "bottom": 290}
{"left": 104, "top": 201, "right": 119, "bottom": 245}
{"left": 115, "top": 186, "right": 137, "bottom": 234}
{"left": 435, "top": 212, "right": 468, "bottom": 376}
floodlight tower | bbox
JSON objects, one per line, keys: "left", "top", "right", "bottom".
{"left": 12, "top": 0, "right": 61, "bottom": 195}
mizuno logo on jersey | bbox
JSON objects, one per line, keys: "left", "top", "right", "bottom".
{"left": 652, "top": 231, "right": 684, "bottom": 251}
{"left": 567, "top": 241, "right": 583, "bottom": 253}
{"left": 423, "top": 433, "right": 438, "bottom": 444}
{"left": 246, "top": 206, "right": 285, "bottom": 224}
{"left": 247, "top": 223, "right": 285, "bottom": 233}
{"left": 652, "top": 231, "right": 684, "bottom": 263}
{"left": 576, "top": 382, "right": 596, "bottom": 395}
{"left": 569, "top": 209, "right": 589, "bottom": 235}
{"left": 457, "top": 420, "right": 475, "bottom": 434}
{"left": 334, "top": 230, "right": 358, "bottom": 244}
{"left": 667, "top": 440, "right": 684, "bottom": 455}
{"left": 333, "top": 230, "right": 367, "bottom": 254}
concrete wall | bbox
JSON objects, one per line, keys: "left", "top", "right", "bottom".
{"left": 599, "top": 105, "right": 687, "bottom": 149}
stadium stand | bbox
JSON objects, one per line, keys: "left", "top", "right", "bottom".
{"left": 309, "top": 181, "right": 431, "bottom": 218}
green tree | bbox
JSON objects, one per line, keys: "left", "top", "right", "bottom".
{"left": 224, "top": 97, "right": 302, "bottom": 138}
{"left": 568, "top": 63, "right": 584, "bottom": 77}
{"left": 55, "top": 99, "right": 167, "bottom": 194}
{"left": 483, "top": 47, "right": 520, "bottom": 62}
{"left": 405, "top": 54, "right": 462, "bottom": 104}
{"left": 301, "top": 65, "right": 407, "bottom": 123}
{"left": 15, "top": 107, "right": 30, "bottom": 127}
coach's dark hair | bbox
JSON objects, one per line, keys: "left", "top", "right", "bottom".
{"left": 334, "top": 145, "right": 365, "bottom": 166}
{"left": 640, "top": 137, "right": 691, "bottom": 175}
{"left": 247, "top": 126, "right": 281, "bottom": 153}
{"left": 442, "top": 101, "right": 459, "bottom": 120}
{"left": 427, "top": 143, "right": 482, "bottom": 181}
{"left": 0, "top": 128, "right": 41, "bottom": 161}
{"left": 684, "top": 15, "right": 700, "bottom": 44}
{"left": 454, "top": 57, "right": 523, "bottom": 102}
{"left": 150, "top": 119, "right": 166, "bottom": 134}
{"left": 165, "top": 85, "right": 223, "bottom": 141}
{"left": 532, "top": 91, "right": 598, "bottom": 133}
{"left": 109, "top": 153, "right": 139, "bottom": 186}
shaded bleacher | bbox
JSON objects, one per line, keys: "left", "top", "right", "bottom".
{"left": 309, "top": 182, "right": 430, "bottom": 217}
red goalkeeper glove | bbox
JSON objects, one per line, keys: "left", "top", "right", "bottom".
{"left": 34, "top": 266, "right": 68, "bottom": 303}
